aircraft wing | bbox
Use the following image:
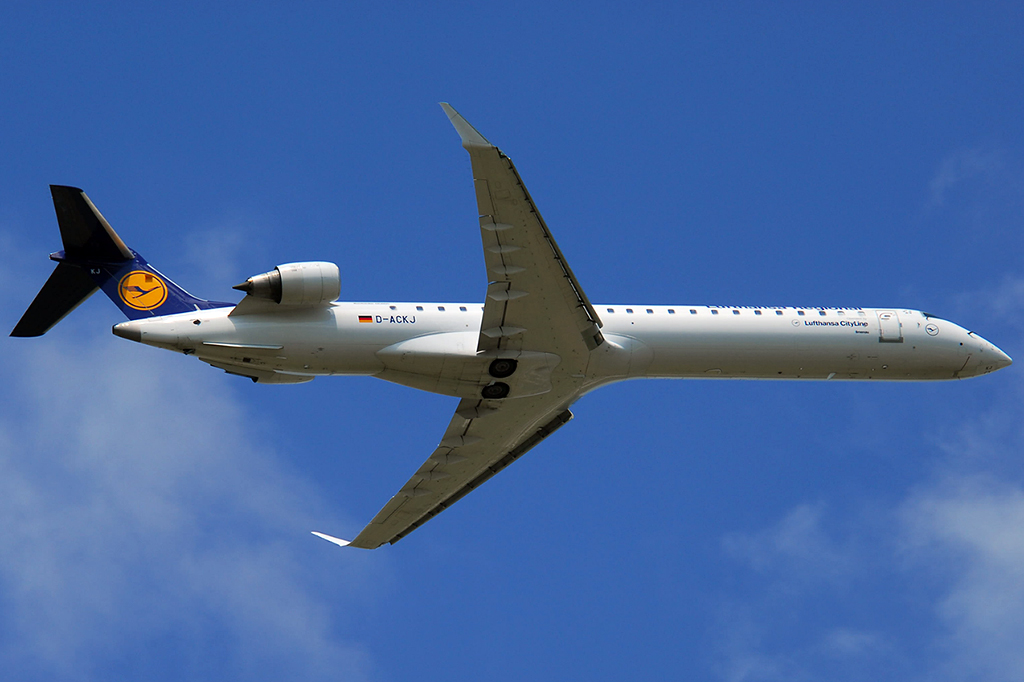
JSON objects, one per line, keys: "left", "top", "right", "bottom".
{"left": 440, "top": 103, "right": 605, "bottom": 359}
{"left": 333, "top": 105, "right": 603, "bottom": 549}
{"left": 346, "top": 393, "right": 574, "bottom": 549}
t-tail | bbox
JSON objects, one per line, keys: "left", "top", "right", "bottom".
{"left": 10, "top": 185, "right": 231, "bottom": 337}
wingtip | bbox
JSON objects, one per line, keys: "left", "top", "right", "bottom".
{"left": 311, "top": 531, "right": 351, "bottom": 548}
{"left": 439, "top": 102, "right": 492, "bottom": 149}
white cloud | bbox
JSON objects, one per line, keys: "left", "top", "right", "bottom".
{"left": 715, "top": 381, "right": 1024, "bottom": 682}
{"left": 819, "top": 627, "right": 886, "bottom": 658}
{"left": 711, "top": 609, "right": 794, "bottom": 682}
{"left": 953, "top": 273, "right": 1024, "bottom": 335}
{"left": 180, "top": 215, "right": 272, "bottom": 297}
{"left": 900, "top": 476, "right": 1024, "bottom": 681}
{"left": 928, "top": 148, "right": 1004, "bottom": 207}
{"left": 721, "top": 503, "right": 854, "bottom": 585}
{"left": 0, "top": 332, "right": 375, "bottom": 681}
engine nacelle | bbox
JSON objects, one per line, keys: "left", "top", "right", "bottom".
{"left": 233, "top": 261, "right": 340, "bottom": 306}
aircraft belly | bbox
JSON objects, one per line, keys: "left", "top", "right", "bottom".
{"left": 375, "top": 331, "right": 563, "bottom": 397}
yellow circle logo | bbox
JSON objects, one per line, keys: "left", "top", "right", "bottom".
{"left": 118, "top": 271, "right": 168, "bottom": 311}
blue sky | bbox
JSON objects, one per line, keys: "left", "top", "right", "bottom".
{"left": 1, "top": 3, "right": 1022, "bottom": 680}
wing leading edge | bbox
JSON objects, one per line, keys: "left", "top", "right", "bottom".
{"left": 327, "top": 104, "right": 600, "bottom": 549}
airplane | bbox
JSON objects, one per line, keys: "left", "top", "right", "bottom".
{"left": 11, "top": 103, "right": 1013, "bottom": 550}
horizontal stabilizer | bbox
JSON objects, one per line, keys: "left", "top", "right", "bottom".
{"left": 311, "top": 531, "right": 351, "bottom": 548}
{"left": 50, "top": 185, "right": 133, "bottom": 263}
{"left": 10, "top": 262, "right": 100, "bottom": 337}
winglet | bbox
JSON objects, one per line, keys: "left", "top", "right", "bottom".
{"left": 440, "top": 102, "right": 493, "bottom": 149}
{"left": 311, "top": 531, "right": 351, "bottom": 548}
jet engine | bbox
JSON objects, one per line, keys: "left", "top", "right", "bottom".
{"left": 233, "top": 261, "right": 340, "bottom": 305}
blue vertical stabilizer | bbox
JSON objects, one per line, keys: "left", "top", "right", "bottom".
{"left": 10, "top": 186, "right": 232, "bottom": 337}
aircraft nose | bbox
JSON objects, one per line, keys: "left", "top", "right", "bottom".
{"left": 967, "top": 333, "right": 1013, "bottom": 376}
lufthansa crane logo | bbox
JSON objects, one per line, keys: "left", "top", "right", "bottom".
{"left": 118, "top": 271, "right": 168, "bottom": 311}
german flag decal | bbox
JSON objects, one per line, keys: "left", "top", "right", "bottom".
{"left": 358, "top": 315, "right": 373, "bottom": 323}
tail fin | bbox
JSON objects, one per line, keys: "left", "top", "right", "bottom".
{"left": 11, "top": 186, "right": 230, "bottom": 337}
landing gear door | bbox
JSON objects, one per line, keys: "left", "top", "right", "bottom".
{"left": 877, "top": 310, "right": 903, "bottom": 343}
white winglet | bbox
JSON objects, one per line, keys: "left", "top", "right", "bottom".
{"left": 311, "top": 531, "right": 351, "bottom": 547}
{"left": 440, "top": 102, "right": 493, "bottom": 149}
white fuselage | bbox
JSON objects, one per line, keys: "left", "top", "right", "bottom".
{"left": 113, "top": 301, "right": 1012, "bottom": 397}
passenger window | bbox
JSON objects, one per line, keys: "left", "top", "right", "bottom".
{"left": 732, "top": 310, "right": 740, "bottom": 315}
{"left": 607, "top": 308, "right": 615, "bottom": 313}
{"left": 646, "top": 309, "right": 653, "bottom": 314}
{"left": 626, "top": 308, "right": 633, "bottom": 314}
{"left": 755, "top": 310, "right": 762, "bottom": 315}
{"left": 416, "top": 306, "right": 423, "bottom": 311}
{"left": 438, "top": 306, "right": 445, "bottom": 311}
{"left": 819, "top": 310, "right": 827, "bottom": 316}
{"left": 460, "top": 306, "right": 467, "bottom": 312}
{"left": 775, "top": 310, "right": 783, "bottom": 315}
{"left": 668, "top": 309, "right": 675, "bottom": 314}
{"left": 690, "top": 309, "right": 697, "bottom": 314}
{"left": 711, "top": 309, "right": 719, "bottom": 315}
{"left": 798, "top": 310, "right": 805, "bottom": 316}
